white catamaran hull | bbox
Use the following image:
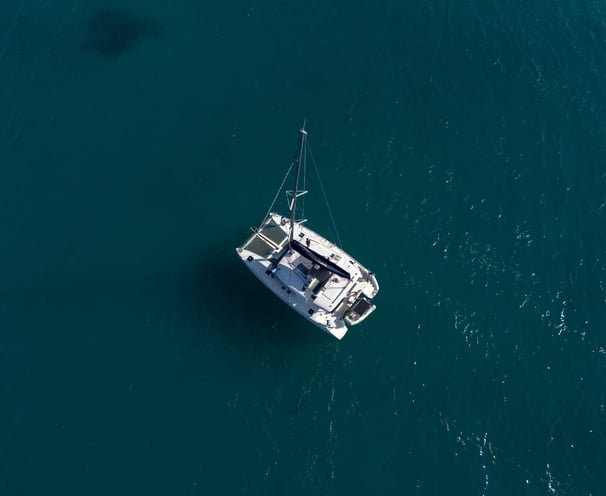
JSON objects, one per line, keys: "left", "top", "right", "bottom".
{"left": 237, "top": 212, "right": 379, "bottom": 339}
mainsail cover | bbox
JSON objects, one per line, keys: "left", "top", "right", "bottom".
{"left": 291, "top": 239, "right": 351, "bottom": 280}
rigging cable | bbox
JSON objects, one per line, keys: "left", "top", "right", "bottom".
{"left": 257, "top": 160, "right": 295, "bottom": 230}
{"left": 306, "top": 139, "right": 343, "bottom": 248}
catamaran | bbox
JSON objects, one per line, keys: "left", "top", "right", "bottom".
{"left": 236, "top": 124, "right": 379, "bottom": 339}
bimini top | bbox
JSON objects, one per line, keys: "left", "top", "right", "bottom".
{"left": 289, "top": 239, "right": 351, "bottom": 280}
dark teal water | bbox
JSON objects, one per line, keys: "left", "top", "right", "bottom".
{"left": 2, "top": 0, "right": 606, "bottom": 494}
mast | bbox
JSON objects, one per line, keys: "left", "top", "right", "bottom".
{"left": 289, "top": 124, "right": 307, "bottom": 246}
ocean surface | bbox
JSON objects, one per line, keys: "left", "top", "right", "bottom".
{"left": 1, "top": 0, "right": 606, "bottom": 494}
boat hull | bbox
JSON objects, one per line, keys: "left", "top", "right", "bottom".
{"left": 236, "top": 213, "right": 379, "bottom": 339}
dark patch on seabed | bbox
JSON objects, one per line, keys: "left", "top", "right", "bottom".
{"left": 84, "top": 8, "right": 162, "bottom": 59}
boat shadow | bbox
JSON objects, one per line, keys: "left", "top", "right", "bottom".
{"left": 186, "top": 246, "right": 310, "bottom": 348}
